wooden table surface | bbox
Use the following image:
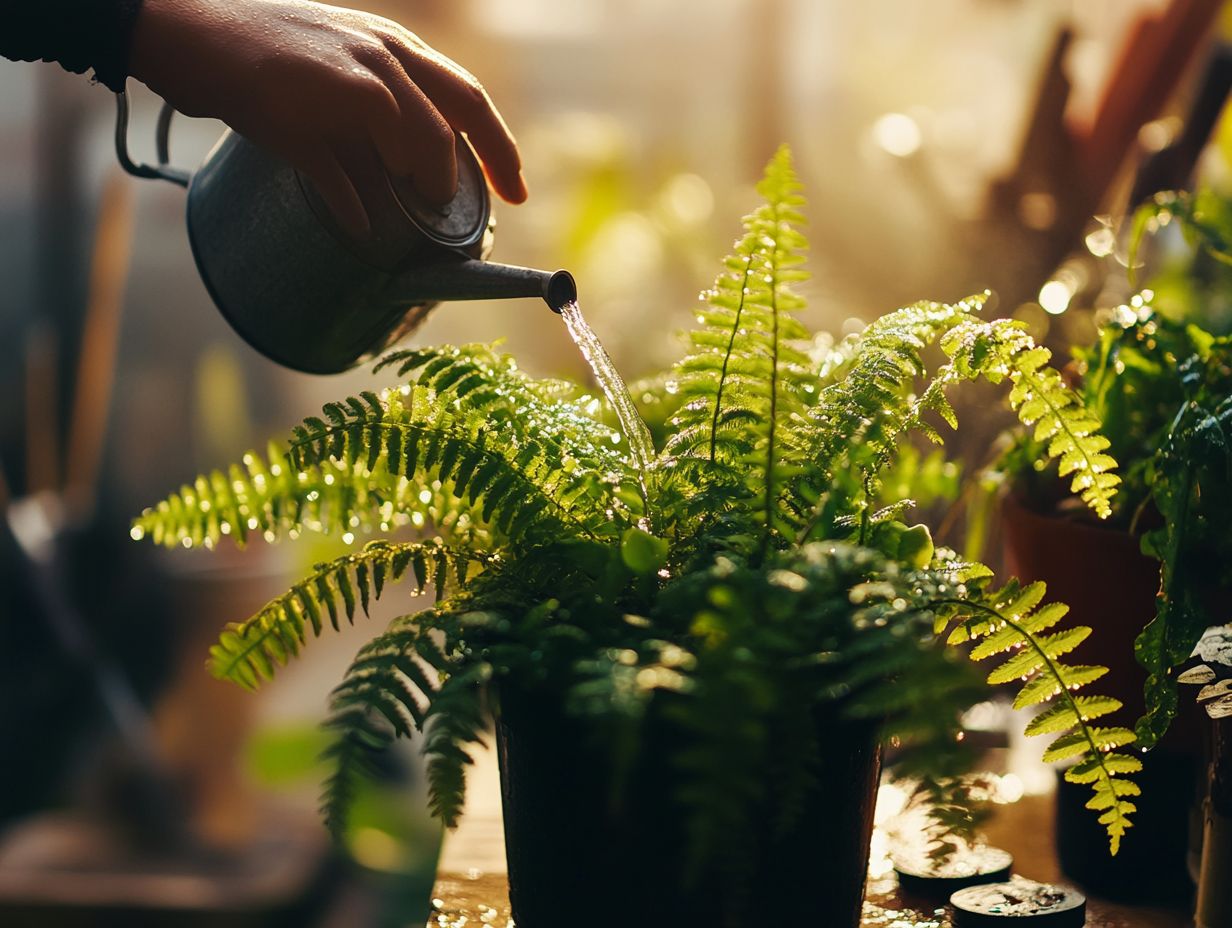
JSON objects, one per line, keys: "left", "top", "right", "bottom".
{"left": 428, "top": 870, "right": 1186, "bottom": 928}
{"left": 428, "top": 782, "right": 1190, "bottom": 928}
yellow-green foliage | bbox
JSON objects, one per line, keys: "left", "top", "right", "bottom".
{"left": 944, "top": 576, "right": 1139, "bottom": 854}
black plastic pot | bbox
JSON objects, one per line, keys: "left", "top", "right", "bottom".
{"left": 495, "top": 687, "right": 882, "bottom": 928}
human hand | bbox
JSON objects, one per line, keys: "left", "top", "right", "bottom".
{"left": 129, "top": 0, "right": 527, "bottom": 237}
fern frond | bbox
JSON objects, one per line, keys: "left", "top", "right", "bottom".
{"left": 286, "top": 378, "right": 630, "bottom": 545}
{"left": 136, "top": 344, "right": 640, "bottom": 553}
{"left": 131, "top": 441, "right": 467, "bottom": 549}
{"left": 376, "top": 343, "right": 630, "bottom": 471}
{"left": 785, "top": 297, "right": 1118, "bottom": 543}
{"left": 318, "top": 718, "right": 388, "bottom": 841}
{"left": 421, "top": 665, "right": 489, "bottom": 826}
{"left": 939, "top": 582, "right": 1139, "bottom": 854}
{"left": 663, "top": 145, "right": 814, "bottom": 547}
{"left": 319, "top": 608, "right": 479, "bottom": 836}
{"left": 924, "top": 318, "right": 1120, "bottom": 518}
{"left": 209, "top": 540, "right": 486, "bottom": 690}
{"left": 785, "top": 296, "right": 984, "bottom": 540}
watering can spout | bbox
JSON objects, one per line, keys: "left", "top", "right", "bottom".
{"left": 545, "top": 269, "right": 578, "bottom": 313}
{"left": 394, "top": 258, "right": 576, "bottom": 313}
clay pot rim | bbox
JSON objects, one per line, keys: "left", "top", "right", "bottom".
{"left": 1001, "top": 486, "right": 1142, "bottom": 542}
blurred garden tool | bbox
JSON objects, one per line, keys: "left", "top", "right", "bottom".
{"left": 0, "top": 168, "right": 186, "bottom": 848}
{"left": 976, "top": 0, "right": 1226, "bottom": 312}
{"left": 0, "top": 164, "right": 334, "bottom": 928}
{"left": 1127, "top": 42, "right": 1232, "bottom": 209}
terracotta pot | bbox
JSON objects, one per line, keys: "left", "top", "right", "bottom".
{"left": 1000, "top": 492, "right": 1199, "bottom": 905}
{"left": 495, "top": 686, "right": 882, "bottom": 928}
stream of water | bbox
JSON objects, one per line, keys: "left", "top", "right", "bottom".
{"left": 558, "top": 300, "right": 655, "bottom": 471}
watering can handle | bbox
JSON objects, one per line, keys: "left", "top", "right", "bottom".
{"left": 114, "top": 87, "right": 192, "bottom": 188}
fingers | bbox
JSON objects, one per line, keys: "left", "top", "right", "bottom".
{"left": 377, "top": 31, "right": 528, "bottom": 204}
{"left": 297, "top": 148, "right": 370, "bottom": 240}
{"left": 351, "top": 46, "right": 459, "bottom": 206}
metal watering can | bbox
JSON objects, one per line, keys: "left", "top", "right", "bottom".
{"left": 115, "top": 93, "right": 575, "bottom": 374}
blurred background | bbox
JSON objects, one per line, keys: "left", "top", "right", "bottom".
{"left": 0, "top": 0, "right": 1229, "bottom": 924}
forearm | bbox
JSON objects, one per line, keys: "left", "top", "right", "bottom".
{"left": 1, "top": 0, "right": 143, "bottom": 91}
{"left": 1, "top": 0, "right": 526, "bottom": 234}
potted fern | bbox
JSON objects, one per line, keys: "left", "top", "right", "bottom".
{"left": 997, "top": 188, "right": 1232, "bottom": 903}
{"left": 134, "top": 148, "right": 1135, "bottom": 928}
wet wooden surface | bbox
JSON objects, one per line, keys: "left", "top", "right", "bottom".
{"left": 428, "top": 793, "right": 1190, "bottom": 928}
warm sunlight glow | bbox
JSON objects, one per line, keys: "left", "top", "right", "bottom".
{"left": 1039, "top": 279, "right": 1073, "bottom": 315}
{"left": 872, "top": 113, "right": 922, "bottom": 157}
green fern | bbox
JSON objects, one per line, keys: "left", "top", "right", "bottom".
{"left": 286, "top": 371, "right": 631, "bottom": 543}
{"left": 375, "top": 343, "right": 629, "bottom": 474}
{"left": 420, "top": 664, "right": 489, "bottom": 826}
{"left": 1134, "top": 392, "right": 1232, "bottom": 745}
{"left": 136, "top": 345, "right": 637, "bottom": 558}
{"left": 786, "top": 302, "right": 1119, "bottom": 543}
{"left": 941, "top": 577, "right": 1140, "bottom": 854}
{"left": 134, "top": 145, "right": 1135, "bottom": 868}
{"left": 1054, "top": 201, "right": 1232, "bottom": 747}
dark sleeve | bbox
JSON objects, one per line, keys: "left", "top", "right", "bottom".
{"left": 1, "top": 0, "right": 144, "bottom": 92}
